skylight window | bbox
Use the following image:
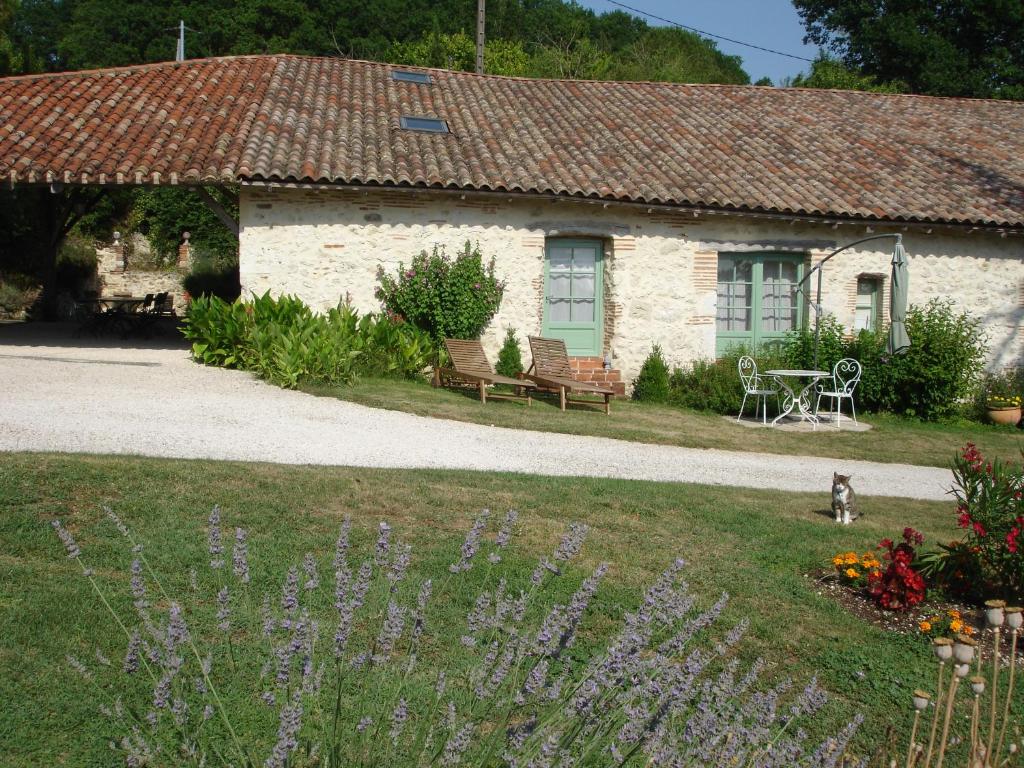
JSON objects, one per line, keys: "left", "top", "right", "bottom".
{"left": 400, "top": 116, "right": 449, "bottom": 134}
{"left": 391, "top": 70, "right": 433, "bottom": 85}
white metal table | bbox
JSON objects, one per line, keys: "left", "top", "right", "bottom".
{"left": 764, "top": 369, "right": 829, "bottom": 427}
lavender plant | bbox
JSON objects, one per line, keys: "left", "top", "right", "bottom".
{"left": 52, "top": 508, "right": 865, "bottom": 767}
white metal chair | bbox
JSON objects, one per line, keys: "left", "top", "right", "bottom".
{"left": 737, "top": 356, "right": 780, "bottom": 424}
{"left": 815, "top": 358, "right": 863, "bottom": 427}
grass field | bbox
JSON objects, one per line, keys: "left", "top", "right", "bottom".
{"left": 1, "top": 452, "right": 1001, "bottom": 765}
{"left": 307, "top": 377, "right": 1024, "bottom": 468}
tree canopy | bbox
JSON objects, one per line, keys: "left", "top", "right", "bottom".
{"left": 794, "top": 0, "right": 1024, "bottom": 99}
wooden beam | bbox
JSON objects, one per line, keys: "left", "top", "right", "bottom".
{"left": 194, "top": 187, "right": 239, "bottom": 236}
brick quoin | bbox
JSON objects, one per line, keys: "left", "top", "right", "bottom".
{"left": 569, "top": 356, "right": 626, "bottom": 396}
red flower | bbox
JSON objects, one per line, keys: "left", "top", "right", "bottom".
{"left": 879, "top": 538, "right": 893, "bottom": 550}
{"left": 958, "top": 511, "right": 972, "bottom": 529}
{"left": 1008, "top": 527, "right": 1020, "bottom": 554}
{"left": 973, "top": 521, "right": 987, "bottom": 537}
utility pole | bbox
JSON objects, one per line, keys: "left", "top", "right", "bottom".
{"left": 475, "top": 0, "right": 485, "bottom": 74}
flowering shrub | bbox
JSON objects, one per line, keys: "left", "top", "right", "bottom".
{"left": 867, "top": 528, "right": 927, "bottom": 611}
{"left": 981, "top": 368, "right": 1022, "bottom": 410}
{"left": 50, "top": 507, "right": 866, "bottom": 767}
{"left": 831, "top": 550, "right": 883, "bottom": 588}
{"left": 916, "top": 608, "right": 975, "bottom": 638}
{"left": 375, "top": 241, "right": 504, "bottom": 346}
{"left": 919, "top": 444, "right": 1024, "bottom": 602}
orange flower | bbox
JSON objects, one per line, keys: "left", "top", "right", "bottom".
{"left": 950, "top": 619, "right": 963, "bottom": 632}
{"left": 919, "top": 620, "right": 932, "bottom": 632}
{"left": 844, "top": 552, "right": 858, "bottom": 565}
{"left": 962, "top": 625, "right": 975, "bottom": 636}
{"left": 832, "top": 555, "right": 845, "bottom": 566}
{"left": 845, "top": 568, "right": 860, "bottom": 579}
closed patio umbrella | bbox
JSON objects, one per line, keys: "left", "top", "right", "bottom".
{"left": 887, "top": 237, "right": 911, "bottom": 355}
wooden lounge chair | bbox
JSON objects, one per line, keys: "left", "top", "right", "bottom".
{"left": 435, "top": 338, "right": 535, "bottom": 405}
{"left": 525, "top": 336, "right": 614, "bottom": 414}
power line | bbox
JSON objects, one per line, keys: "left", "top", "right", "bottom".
{"left": 599, "top": 0, "right": 815, "bottom": 63}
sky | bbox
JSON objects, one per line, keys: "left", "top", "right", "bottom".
{"left": 576, "top": 0, "right": 820, "bottom": 84}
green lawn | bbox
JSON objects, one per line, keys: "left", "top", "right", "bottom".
{"left": 306, "top": 377, "right": 1024, "bottom": 468}
{"left": 2, "top": 452, "right": 1004, "bottom": 766}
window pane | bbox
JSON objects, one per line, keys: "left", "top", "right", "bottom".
{"left": 854, "top": 307, "right": 873, "bottom": 331}
{"left": 718, "top": 257, "right": 752, "bottom": 282}
{"left": 549, "top": 274, "right": 570, "bottom": 298}
{"left": 857, "top": 278, "right": 877, "bottom": 297}
{"left": 763, "top": 309, "right": 796, "bottom": 332}
{"left": 548, "top": 298, "right": 570, "bottom": 322}
{"left": 549, "top": 248, "right": 572, "bottom": 271}
{"left": 572, "top": 273, "right": 595, "bottom": 298}
{"left": 571, "top": 299, "right": 594, "bottom": 322}
{"left": 717, "top": 306, "right": 751, "bottom": 332}
{"left": 572, "top": 248, "right": 596, "bottom": 270}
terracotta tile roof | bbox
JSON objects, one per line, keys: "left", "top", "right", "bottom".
{"left": 3, "top": 54, "right": 1024, "bottom": 228}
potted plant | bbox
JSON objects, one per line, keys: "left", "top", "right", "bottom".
{"left": 983, "top": 371, "right": 1022, "bottom": 426}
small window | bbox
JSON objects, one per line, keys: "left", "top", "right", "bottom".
{"left": 399, "top": 116, "right": 449, "bottom": 133}
{"left": 391, "top": 70, "right": 432, "bottom": 85}
{"left": 854, "top": 276, "right": 882, "bottom": 332}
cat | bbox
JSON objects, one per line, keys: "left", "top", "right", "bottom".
{"left": 831, "top": 472, "right": 859, "bottom": 525}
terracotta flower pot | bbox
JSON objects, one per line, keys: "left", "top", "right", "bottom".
{"left": 987, "top": 406, "right": 1021, "bottom": 426}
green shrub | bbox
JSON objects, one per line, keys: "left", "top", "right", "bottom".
{"left": 375, "top": 241, "right": 504, "bottom": 346}
{"left": 0, "top": 274, "right": 40, "bottom": 312}
{"left": 667, "top": 344, "right": 787, "bottom": 414}
{"left": 783, "top": 314, "right": 847, "bottom": 373}
{"left": 183, "top": 259, "right": 240, "bottom": 302}
{"left": 183, "top": 293, "right": 436, "bottom": 388}
{"left": 495, "top": 327, "right": 524, "bottom": 378}
{"left": 56, "top": 233, "right": 98, "bottom": 295}
{"left": 631, "top": 344, "right": 671, "bottom": 402}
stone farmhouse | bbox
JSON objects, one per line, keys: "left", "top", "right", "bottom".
{"left": 2, "top": 55, "right": 1023, "bottom": 387}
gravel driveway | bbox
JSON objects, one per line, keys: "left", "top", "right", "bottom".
{"left": 0, "top": 324, "right": 953, "bottom": 500}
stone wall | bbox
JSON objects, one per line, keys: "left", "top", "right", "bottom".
{"left": 239, "top": 186, "right": 1024, "bottom": 384}
{"left": 94, "top": 242, "right": 188, "bottom": 314}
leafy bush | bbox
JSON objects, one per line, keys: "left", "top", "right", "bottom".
{"left": 52, "top": 507, "right": 863, "bottom": 767}
{"left": 0, "top": 274, "right": 40, "bottom": 312}
{"left": 919, "top": 444, "right": 1024, "bottom": 602}
{"left": 375, "top": 242, "right": 504, "bottom": 346}
{"left": 667, "top": 344, "right": 787, "bottom": 414}
{"left": 631, "top": 344, "right": 671, "bottom": 402}
{"left": 783, "top": 314, "right": 847, "bottom": 373}
{"left": 884, "top": 300, "right": 987, "bottom": 420}
{"left": 183, "top": 293, "right": 435, "bottom": 388}
{"left": 183, "top": 259, "right": 241, "bottom": 302}
{"left": 494, "top": 327, "right": 524, "bottom": 378}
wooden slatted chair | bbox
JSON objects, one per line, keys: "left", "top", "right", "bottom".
{"left": 435, "top": 338, "right": 535, "bottom": 405}
{"left": 524, "top": 336, "right": 614, "bottom": 415}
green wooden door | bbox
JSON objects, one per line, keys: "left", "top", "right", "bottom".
{"left": 716, "top": 253, "right": 803, "bottom": 356}
{"left": 543, "top": 239, "right": 603, "bottom": 356}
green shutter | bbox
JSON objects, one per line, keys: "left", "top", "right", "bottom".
{"left": 716, "top": 253, "right": 804, "bottom": 356}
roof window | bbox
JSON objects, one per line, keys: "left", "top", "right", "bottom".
{"left": 391, "top": 70, "right": 433, "bottom": 85}
{"left": 400, "top": 116, "right": 449, "bottom": 134}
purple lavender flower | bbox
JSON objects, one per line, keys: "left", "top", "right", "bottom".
{"left": 233, "top": 528, "right": 250, "bottom": 583}
{"left": 216, "top": 586, "right": 230, "bottom": 632}
{"left": 351, "top": 561, "right": 372, "bottom": 609}
{"left": 261, "top": 595, "right": 276, "bottom": 638}
{"left": 411, "top": 579, "right": 432, "bottom": 642}
{"left": 265, "top": 693, "right": 304, "bottom": 768}
{"left": 374, "top": 521, "right": 392, "bottom": 566}
{"left": 441, "top": 722, "right": 475, "bottom": 765}
{"left": 208, "top": 506, "right": 224, "bottom": 570}
{"left": 105, "top": 506, "right": 130, "bottom": 537}
{"left": 130, "top": 559, "right": 147, "bottom": 608}
{"left": 435, "top": 670, "right": 447, "bottom": 697}
{"left": 388, "top": 544, "right": 411, "bottom": 591}
{"left": 554, "top": 522, "right": 588, "bottom": 562}
{"left": 333, "top": 517, "right": 351, "bottom": 569}
{"left": 202, "top": 704, "right": 214, "bottom": 721}
{"left": 52, "top": 520, "right": 81, "bottom": 559}
{"left": 450, "top": 510, "right": 489, "bottom": 573}
{"left": 152, "top": 673, "right": 171, "bottom": 709}
{"left": 66, "top": 654, "right": 91, "bottom": 679}
{"left": 488, "top": 509, "right": 518, "bottom": 564}
{"left": 356, "top": 716, "right": 372, "bottom": 732}
{"left": 389, "top": 698, "right": 408, "bottom": 745}
{"left": 281, "top": 566, "right": 299, "bottom": 618}
{"left": 302, "top": 553, "right": 319, "bottom": 591}
{"left": 189, "top": 568, "right": 198, "bottom": 591}
{"left": 124, "top": 630, "right": 141, "bottom": 674}
{"left": 373, "top": 600, "right": 406, "bottom": 663}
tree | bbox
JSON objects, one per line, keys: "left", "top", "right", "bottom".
{"left": 794, "top": 0, "right": 1024, "bottom": 99}
{"left": 786, "top": 53, "right": 903, "bottom": 93}
{"left": 387, "top": 29, "right": 529, "bottom": 76}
